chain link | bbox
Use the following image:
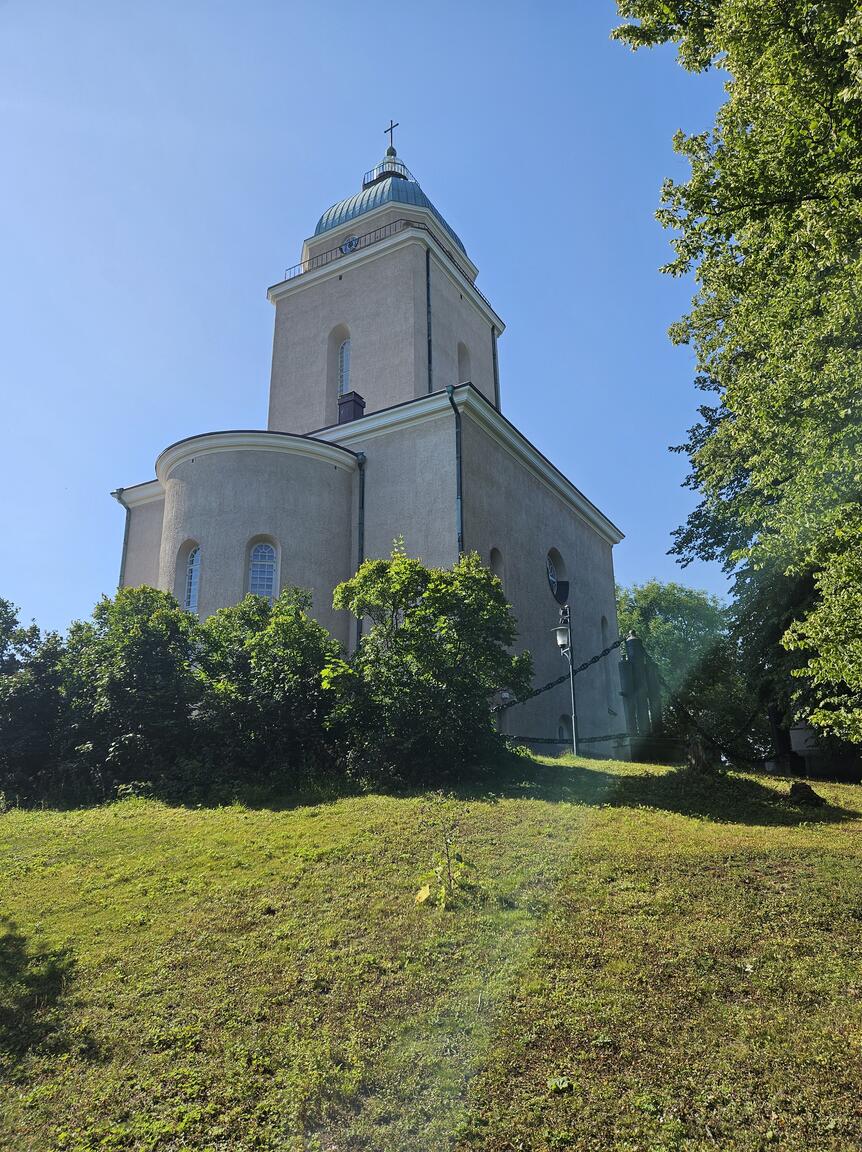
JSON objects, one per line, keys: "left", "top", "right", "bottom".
{"left": 494, "top": 637, "right": 624, "bottom": 713}
{"left": 496, "top": 634, "right": 763, "bottom": 763}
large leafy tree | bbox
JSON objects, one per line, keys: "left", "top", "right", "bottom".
{"left": 323, "top": 547, "right": 532, "bottom": 783}
{"left": 614, "top": 2, "right": 862, "bottom": 740}
{"left": 0, "top": 600, "right": 67, "bottom": 801}
{"left": 616, "top": 579, "right": 726, "bottom": 693}
{"left": 616, "top": 579, "right": 769, "bottom": 755}
{"left": 63, "top": 586, "right": 201, "bottom": 789}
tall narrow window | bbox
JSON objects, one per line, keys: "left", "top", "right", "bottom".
{"left": 248, "top": 542, "right": 277, "bottom": 600}
{"left": 457, "top": 341, "right": 471, "bottom": 384}
{"left": 338, "top": 338, "right": 351, "bottom": 396}
{"left": 184, "top": 547, "right": 200, "bottom": 613}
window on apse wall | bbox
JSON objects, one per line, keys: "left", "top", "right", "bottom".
{"left": 184, "top": 547, "right": 200, "bottom": 613}
{"left": 248, "top": 542, "right": 277, "bottom": 601}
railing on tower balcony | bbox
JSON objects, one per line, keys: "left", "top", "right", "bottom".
{"left": 279, "top": 218, "right": 495, "bottom": 313}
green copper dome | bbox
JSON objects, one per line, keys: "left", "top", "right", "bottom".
{"left": 314, "top": 149, "right": 466, "bottom": 255}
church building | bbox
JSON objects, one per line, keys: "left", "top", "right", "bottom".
{"left": 112, "top": 137, "right": 625, "bottom": 751}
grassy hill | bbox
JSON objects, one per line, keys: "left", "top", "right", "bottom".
{"left": 1, "top": 756, "right": 860, "bottom": 1151}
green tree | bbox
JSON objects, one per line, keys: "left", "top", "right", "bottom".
{"left": 616, "top": 580, "right": 769, "bottom": 756}
{"left": 0, "top": 600, "right": 67, "bottom": 802}
{"left": 324, "top": 547, "right": 532, "bottom": 784}
{"left": 197, "top": 588, "right": 340, "bottom": 780}
{"left": 785, "top": 552, "right": 862, "bottom": 742}
{"left": 616, "top": 579, "right": 726, "bottom": 694}
{"left": 614, "top": 2, "right": 862, "bottom": 741}
{"left": 63, "top": 586, "right": 200, "bottom": 791}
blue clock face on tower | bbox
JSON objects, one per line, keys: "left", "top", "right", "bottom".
{"left": 340, "top": 235, "right": 359, "bottom": 255}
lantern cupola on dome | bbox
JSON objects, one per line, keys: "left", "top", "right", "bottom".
{"left": 313, "top": 144, "right": 467, "bottom": 255}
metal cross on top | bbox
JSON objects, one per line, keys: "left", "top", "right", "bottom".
{"left": 384, "top": 119, "right": 399, "bottom": 149}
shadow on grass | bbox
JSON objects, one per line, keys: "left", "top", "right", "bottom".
{"left": 0, "top": 919, "right": 87, "bottom": 1071}
{"left": 7, "top": 754, "right": 859, "bottom": 827}
{"left": 450, "top": 755, "right": 859, "bottom": 827}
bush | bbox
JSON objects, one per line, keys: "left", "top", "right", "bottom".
{"left": 196, "top": 588, "right": 341, "bottom": 785}
{"left": 0, "top": 601, "right": 67, "bottom": 803}
{"left": 62, "top": 587, "right": 201, "bottom": 796}
{"left": 323, "top": 547, "right": 532, "bottom": 785}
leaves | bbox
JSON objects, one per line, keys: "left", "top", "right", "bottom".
{"left": 324, "top": 548, "right": 533, "bottom": 785}
{"left": 615, "top": 1, "right": 862, "bottom": 743}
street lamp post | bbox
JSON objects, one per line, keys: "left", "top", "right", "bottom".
{"left": 553, "top": 604, "right": 578, "bottom": 757}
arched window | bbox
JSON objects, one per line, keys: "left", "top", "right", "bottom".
{"left": 248, "top": 542, "right": 277, "bottom": 600}
{"left": 184, "top": 547, "right": 200, "bottom": 613}
{"left": 338, "top": 338, "right": 351, "bottom": 396}
{"left": 457, "top": 342, "right": 471, "bottom": 384}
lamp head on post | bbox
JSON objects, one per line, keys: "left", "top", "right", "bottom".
{"left": 553, "top": 603, "right": 572, "bottom": 654}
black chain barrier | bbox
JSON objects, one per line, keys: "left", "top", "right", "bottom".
{"left": 496, "top": 635, "right": 763, "bottom": 764}
{"left": 493, "top": 638, "right": 624, "bottom": 713}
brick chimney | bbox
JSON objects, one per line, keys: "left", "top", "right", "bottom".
{"left": 337, "top": 391, "right": 366, "bottom": 425}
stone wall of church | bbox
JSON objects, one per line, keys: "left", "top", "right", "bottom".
{"left": 459, "top": 413, "right": 625, "bottom": 758}
{"left": 156, "top": 445, "right": 356, "bottom": 644}
{"left": 268, "top": 234, "right": 500, "bottom": 437}
{"left": 122, "top": 496, "right": 164, "bottom": 589}
{"left": 332, "top": 412, "right": 460, "bottom": 572}
{"left": 268, "top": 241, "right": 428, "bottom": 435}
{"left": 427, "top": 253, "right": 498, "bottom": 401}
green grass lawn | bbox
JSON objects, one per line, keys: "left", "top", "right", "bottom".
{"left": 1, "top": 757, "right": 860, "bottom": 1151}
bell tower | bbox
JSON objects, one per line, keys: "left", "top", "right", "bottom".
{"left": 266, "top": 139, "right": 505, "bottom": 435}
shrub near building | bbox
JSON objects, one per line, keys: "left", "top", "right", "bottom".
{"left": 324, "top": 548, "right": 532, "bottom": 785}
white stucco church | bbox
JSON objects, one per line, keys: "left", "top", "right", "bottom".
{"left": 112, "top": 136, "right": 625, "bottom": 751}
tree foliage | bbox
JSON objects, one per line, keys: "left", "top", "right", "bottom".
{"left": 616, "top": 579, "right": 726, "bottom": 694}
{"left": 324, "top": 547, "right": 532, "bottom": 784}
{"left": 196, "top": 588, "right": 340, "bottom": 777}
{"left": 616, "top": 579, "right": 769, "bottom": 756}
{"left": 0, "top": 550, "right": 531, "bottom": 802}
{"left": 0, "top": 600, "right": 66, "bottom": 799}
{"left": 62, "top": 586, "right": 201, "bottom": 790}
{"left": 614, "top": 1, "right": 862, "bottom": 740}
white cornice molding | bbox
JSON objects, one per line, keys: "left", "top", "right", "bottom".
{"left": 454, "top": 388, "right": 624, "bottom": 545}
{"left": 268, "top": 222, "right": 505, "bottom": 334}
{"left": 316, "top": 391, "right": 453, "bottom": 447}
{"left": 320, "top": 386, "right": 624, "bottom": 545}
{"left": 155, "top": 430, "right": 358, "bottom": 483}
{"left": 112, "top": 480, "right": 164, "bottom": 509}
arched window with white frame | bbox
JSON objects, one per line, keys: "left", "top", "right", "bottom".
{"left": 248, "top": 541, "right": 277, "bottom": 601}
{"left": 184, "top": 547, "right": 201, "bottom": 613}
{"left": 338, "top": 338, "right": 351, "bottom": 396}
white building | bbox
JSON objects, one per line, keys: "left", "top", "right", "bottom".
{"left": 113, "top": 144, "right": 625, "bottom": 751}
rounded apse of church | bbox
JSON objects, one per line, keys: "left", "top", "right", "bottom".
{"left": 153, "top": 430, "right": 358, "bottom": 642}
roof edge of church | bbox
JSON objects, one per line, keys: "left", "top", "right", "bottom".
{"left": 312, "top": 384, "right": 625, "bottom": 545}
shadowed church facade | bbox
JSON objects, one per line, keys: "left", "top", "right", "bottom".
{"left": 113, "top": 139, "right": 625, "bottom": 751}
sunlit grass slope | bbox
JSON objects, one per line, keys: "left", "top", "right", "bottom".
{"left": 1, "top": 758, "right": 860, "bottom": 1151}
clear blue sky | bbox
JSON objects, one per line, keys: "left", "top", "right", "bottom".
{"left": 2, "top": 0, "right": 727, "bottom": 633}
